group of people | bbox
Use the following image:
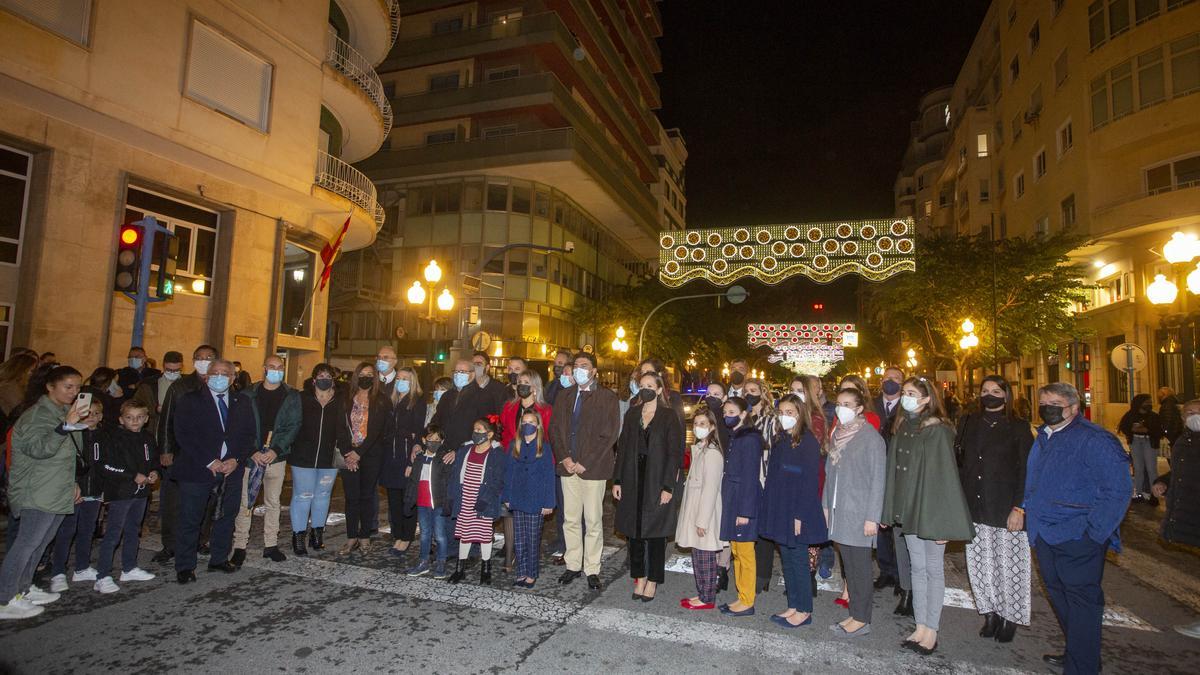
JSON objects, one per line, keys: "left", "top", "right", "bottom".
{"left": 1, "top": 344, "right": 1197, "bottom": 674}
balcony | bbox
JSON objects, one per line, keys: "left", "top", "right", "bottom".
{"left": 336, "top": 0, "right": 401, "bottom": 65}
{"left": 323, "top": 31, "right": 393, "bottom": 162}
{"left": 1090, "top": 181, "right": 1200, "bottom": 239}
{"left": 591, "top": 0, "right": 661, "bottom": 107}
{"left": 315, "top": 150, "right": 386, "bottom": 232}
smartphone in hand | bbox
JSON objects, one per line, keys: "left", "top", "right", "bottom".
{"left": 75, "top": 392, "right": 92, "bottom": 416}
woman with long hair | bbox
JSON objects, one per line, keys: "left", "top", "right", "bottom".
{"left": 676, "top": 408, "right": 725, "bottom": 610}
{"left": 718, "top": 396, "right": 764, "bottom": 617}
{"left": 0, "top": 353, "right": 38, "bottom": 422}
{"left": 957, "top": 375, "right": 1034, "bottom": 643}
{"left": 502, "top": 410, "right": 557, "bottom": 588}
{"left": 837, "top": 375, "right": 881, "bottom": 431}
{"left": 337, "top": 361, "right": 392, "bottom": 555}
{"left": 380, "top": 367, "right": 426, "bottom": 556}
{"left": 499, "top": 371, "right": 553, "bottom": 571}
{"left": 744, "top": 377, "right": 777, "bottom": 593}
{"left": 882, "top": 377, "right": 975, "bottom": 655}
{"left": 289, "top": 364, "right": 349, "bottom": 554}
{"left": 614, "top": 371, "right": 683, "bottom": 602}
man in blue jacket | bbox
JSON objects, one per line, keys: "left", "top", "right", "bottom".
{"left": 171, "top": 359, "right": 258, "bottom": 583}
{"left": 1025, "top": 382, "right": 1130, "bottom": 674}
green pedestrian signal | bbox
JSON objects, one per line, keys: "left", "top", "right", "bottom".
{"left": 161, "top": 278, "right": 174, "bottom": 297}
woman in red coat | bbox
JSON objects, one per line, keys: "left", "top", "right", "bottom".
{"left": 498, "top": 371, "right": 552, "bottom": 570}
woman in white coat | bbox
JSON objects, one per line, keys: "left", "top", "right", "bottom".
{"left": 675, "top": 409, "right": 725, "bottom": 610}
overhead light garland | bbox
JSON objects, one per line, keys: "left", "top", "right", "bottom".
{"left": 659, "top": 218, "right": 915, "bottom": 287}
{"left": 748, "top": 323, "right": 857, "bottom": 348}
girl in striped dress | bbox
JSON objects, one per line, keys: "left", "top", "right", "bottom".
{"left": 447, "top": 417, "right": 509, "bottom": 585}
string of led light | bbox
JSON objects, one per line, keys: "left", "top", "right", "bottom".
{"left": 748, "top": 323, "right": 857, "bottom": 347}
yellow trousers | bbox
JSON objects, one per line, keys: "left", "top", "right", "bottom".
{"left": 730, "top": 540, "right": 757, "bottom": 607}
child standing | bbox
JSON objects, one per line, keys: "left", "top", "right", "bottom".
{"left": 48, "top": 400, "right": 106, "bottom": 592}
{"left": 502, "top": 411, "right": 556, "bottom": 588}
{"left": 718, "top": 397, "right": 764, "bottom": 617}
{"left": 93, "top": 400, "right": 159, "bottom": 593}
{"left": 403, "top": 425, "right": 452, "bottom": 579}
{"left": 676, "top": 409, "right": 725, "bottom": 609}
{"left": 446, "top": 417, "right": 508, "bottom": 585}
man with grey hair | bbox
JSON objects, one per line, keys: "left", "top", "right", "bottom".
{"left": 1025, "top": 382, "right": 1130, "bottom": 674}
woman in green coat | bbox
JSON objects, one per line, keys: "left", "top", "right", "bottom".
{"left": 0, "top": 366, "right": 86, "bottom": 620}
{"left": 882, "top": 377, "right": 975, "bottom": 656}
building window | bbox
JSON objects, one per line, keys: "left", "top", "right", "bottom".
{"left": 425, "top": 130, "right": 456, "bottom": 145}
{"left": 1061, "top": 194, "right": 1077, "bottom": 227}
{"left": 1136, "top": 0, "right": 1162, "bottom": 23}
{"left": 1089, "top": 1, "right": 1106, "bottom": 49}
{"left": 488, "top": 8, "right": 523, "bottom": 24}
{"left": 486, "top": 183, "right": 508, "bottom": 211}
{"left": 979, "top": 179, "right": 990, "bottom": 202}
{"left": 1055, "top": 49, "right": 1070, "bottom": 88}
{"left": 0, "top": 0, "right": 92, "bottom": 45}
{"left": 999, "top": 213, "right": 1008, "bottom": 238}
{"left": 1010, "top": 55, "right": 1020, "bottom": 83}
{"left": 1137, "top": 47, "right": 1166, "bottom": 106}
{"left": 922, "top": 200, "right": 932, "bottom": 217}
{"left": 1107, "top": 334, "right": 1130, "bottom": 403}
{"left": 431, "top": 17, "right": 464, "bottom": 35}
{"left": 1111, "top": 61, "right": 1134, "bottom": 118}
{"left": 1034, "top": 216, "right": 1049, "bottom": 236}
{"left": 0, "top": 144, "right": 31, "bottom": 266}
{"left": 1172, "top": 33, "right": 1200, "bottom": 97}
{"left": 1110, "top": 0, "right": 1132, "bottom": 37}
{"left": 126, "top": 187, "right": 219, "bottom": 297}
{"left": 485, "top": 65, "right": 521, "bottom": 82}
{"left": 1012, "top": 113, "right": 1023, "bottom": 141}
{"left": 959, "top": 146, "right": 968, "bottom": 169}
{"left": 278, "top": 242, "right": 316, "bottom": 337}
{"left": 185, "top": 20, "right": 273, "bottom": 132}
{"left": 481, "top": 125, "right": 518, "bottom": 139}
{"left": 917, "top": 172, "right": 926, "bottom": 190}
{"left": 1090, "top": 74, "right": 1109, "bottom": 127}
{"left": 0, "top": 303, "right": 11, "bottom": 360}
{"left": 1057, "top": 119, "right": 1074, "bottom": 157}
{"left": 976, "top": 133, "right": 989, "bottom": 157}
{"left": 1015, "top": 171, "right": 1026, "bottom": 198}
{"left": 428, "top": 72, "right": 460, "bottom": 91}
{"left": 1146, "top": 154, "right": 1200, "bottom": 193}
{"left": 1034, "top": 148, "right": 1048, "bottom": 179}
{"left": 1054, "top": 0, "right": 1066, "bottom": 16}
{"left": 994, "top": 120, "right": 1005, "bottom": 148}
{"left": 1028, "top": 21, "right": 1040, "bottom": 53}
{"left": 1029, "top": 84, "right": 1043, "bottom": 117}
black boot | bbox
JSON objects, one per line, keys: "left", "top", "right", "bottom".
{"left": 717, "top": 567, "right": 729, "bottom": 592}
{"left": 894, "top": 590, "right": 914, "bottom": 616}
{"left": 309, "top": 527, "right": 325, "bottom": 551}
{"left": 980, "top": 612, "right": 1000, "bottom": 638}
{"left": 447, "top": 558, "right": 467, "bottom": 584}
{"left": 480, "top": 560, "right": 493, "bottom": 584}
{"left": 292, "top": 531, "right": 308, "bottom": 556}
{"left": 995, "top": 618, "right": 1018, "bottom": 643}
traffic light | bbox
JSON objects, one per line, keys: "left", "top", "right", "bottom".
{"left": 812, "top": 302, "right": 825, "bottom": 311}
{"left": 114, "top": 223, "right": 143, "bottom": 293}
{"left": 156, "top": 231, "right": 179, "bottom": 298}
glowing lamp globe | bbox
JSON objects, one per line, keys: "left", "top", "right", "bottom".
{"left": 423, "top": 260, "right": 442, "bottom": 284}
{"left": 1147, "top": 274, "right": 1178, "bottom": 305}
{"left": 406, "top": 281, "right": 426, "bottom": 305}
{"left": 436, "top": 288, "right": 455, "bottom": 311}
{"left": 1163, "top": 233, "right": 1200, "bottom": 265}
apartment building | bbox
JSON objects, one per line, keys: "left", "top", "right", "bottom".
{"left": 0, "top": 0, "right": 396, "bottom": 380}
{"left": 328, "top": 0, "right": 683, "bottom": 374}
{"left": 895, "top": 0, "right": 1200, "bottom": 429}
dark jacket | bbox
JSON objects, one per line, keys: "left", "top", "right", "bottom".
{"left": 500, "top": 399, "right": 553, "bottom": 450}
{"left": 170, "top": 388, "right": 257, "bottom": 485}
{"left": 548, "top": 383, "right": 621, "bottom": 480}
{"left": 431, "top": 384, "right": 501, "bottom": 451}
{"left": 98, "top": 427, "right": 160, "bottom": 501}
{"left": 544, "top": 375, "right": 566, "bottom": 406}
{"left": 342, "top": 393, "right": 393, "bottom": 464}
{"left": 719, "top": 425, "right": 765, "bottom": 542}
{"left": 447, "top": 441, "right": 509, "bottom": 520}
{"left": 290, "top": 392, "right": 350, "bottom": 469}
{"left": 613, "top": 403, "right": 684, "bottom": 539}
{"left": 872, "top": 394, "right": 902, "bottom": 444}
{"left": 158, "top": 372, "right": 205, "bottom": 461}
{"left": 1161, "top": 430, "right": 1200, "bottom": 547}
{"left": 475, "top": 377, "right": 509, "bottom": 416}
{"left": 404, "top": 446, "right": 451, "bottom": 514}
{"left": 1117, "top": 393, "right": 1165, "bottom": 447}
{"left": 380, "top": 394, "right": 427, "bottom": 489}
{"left": 243, "top": 382, "right": 301, "bottom": 463}
{"left": 1160, "top": 394, "right": 1183, "bottom": 444}
{"left": 117, "top": 365, "right": 161, "bottom": 400}
{"left": 758, "top": 430, "right": 827, "bottom": 547}
{"left": 956, "top": 412, "right": 1034, "bottom": 528}
{"left": 501, "top": 438, "right": 557, "bottom": 514}
{"left": 75, "top": 427, "right": 106, "bottom": 499}
{"left": 131, "top": 374, "right": 169, "bottom": 434}
{"left": 882, "top": 416, "right": 976, "bottom": 542}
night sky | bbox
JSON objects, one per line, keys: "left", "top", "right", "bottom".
{"left": 658, "top": 0, "right": 991, "bottom": 227}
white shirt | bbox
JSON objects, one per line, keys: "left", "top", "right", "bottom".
{"left": 208, "top": 388, "right": 229, "bottom": 460}
{"left": 380, "top": 370, "right": 396, "bottom": 385}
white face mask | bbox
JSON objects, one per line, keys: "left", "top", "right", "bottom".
{"left": 693, "top": 426, "right": 711, "bottom": 440}
{"left": 835, "top": 406, "right": 858, "bottom": 425}
{"left": 792, "top": 390, "right": 806, "bottom": 403}
{"left": 900, "top": 395, "right": 922, "bottom": 412}
{"left": 162, "top": 370, "right": 182, "bottom": 382}
{"left": 1187, "top": 414, "right": 1200, "bottom": 433}
{"left": 193, "top": 359, "right": 212, "bottom": 375}
{"left": 778, "top": 414, "right": 798, "bottom": 431}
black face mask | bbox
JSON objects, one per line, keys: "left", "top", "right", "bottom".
{"left": 314, "top": 379, "right": 334, "bottom": 391}
{"left": 516, "top": 384, "right": 532, "bottom": 398}
{"left": 980, "top": 394, "right": 1005, "bottom": 410}
{"left": 638, "top": 388, "right": 657, "bottom": 403}
{"left": 357, "top": 376, "right": 374, "bottom": 390}
{"left": 507, "top": 372, "right": 519, "bottom": 385}
{"left": 745, "top": 393, "right": 762, "bottom": 407}
{"left": 424, "top": 440, "right": 442, "bottom": 452}
{"left": 729, "top": 371, "right": 745, "bottom": 386}
{"left": 1039, "top": 404, "right": 1065, "bottom": 426}
{"left": 471, "top": 431, "right": 490, "bottom": 445}
{"left": 1140, "top": 405, "right": 1152, "bottom": 414}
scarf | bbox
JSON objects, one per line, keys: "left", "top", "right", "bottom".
{"left": 829, "top": 417, "right": 863, "bottom": 465}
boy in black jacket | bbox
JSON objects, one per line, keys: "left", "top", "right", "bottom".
{"left": 93, "top": 400, "right": 160, "bottom": 593}
{"left": 403, "top": 425, "right": 451, "bottom": 579}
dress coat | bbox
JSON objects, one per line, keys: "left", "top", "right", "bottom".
{"left": 1162, "top": 430, "right": 1200, "bottom": 547}
{"left": 675, "top": 440, "right": 724, "bottom": 551}
{"left": 822, "top": 423, "right": 887, "bottom": 548}
{"left": 613, "top": 402, "right": 683, "bottom": 539}
{"left": 881, "top": 415, "right": 976, "bottom": 542}
{"left": 718, "top": 425, "right": 764, "bottom": 542}
{"left": 379, "top": 394, "right": 427, "bottom": 490}
{"left": 758, "top": 430, "right": 828, "bottom": 548}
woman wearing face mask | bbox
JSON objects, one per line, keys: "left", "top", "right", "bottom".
{"left": 379, "top": 368, "right": 426, "bottom": 557}
{"left": 1118, "top": 393, "right": 1165, "bottom": 504}
{"left": 882, "top": 377, "right": 975, "bottom": 656}
{"left": 758, "top": 395, "right": 826, "bottom": 628}
{"left": 795, "top": 376, "right": 829, "bottom": 442}
{"left": 676, "top": 409, "right": 725, "bottom": 609}
{"left": 289, "top": 364, "right": 349, "bottom": 554}
{"left": 446, "top": 417, "right": 509, "bottom": 584}
{"left": 83, "top": 367, "right": 123, "bottom": 427}
{"left": 613, "top": 372, "right": 683, "bottom": 602}
{"left": 955, "top": 375, "right": 1034, "bottom": 644}
{"left": 743, "top": 378, "right": 778, "bottom": 594}
{"left": 837, "top": 376, "right": 881, "bottom": 431}
{"left": 498, "top": 372, "right": 552, "bottom": 571}
{"left": 824, "top": 388, "right": 887, "bottom": 638}
{"left": 718, "top": 397, "right": 764, "bottom": 616}
{"left": 425, "top": 376, "right": 452, "bottom": 427}
{"left": 502, "top": 411, "right": 557, "bottom": 588}
{"left": 337, "top": 362, "right": 392, "bottom": 555}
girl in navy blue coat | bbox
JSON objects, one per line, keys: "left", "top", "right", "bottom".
{"left": 446, "top": 417, "right": 509, "bottom": 585}
{"left": 502, "top": 410, "right": 557, "bottom": 588}
{"left": 718, "top": 397, "right": 764, "bottom": 617}
{"left": 759, "top": 395, "right": 828, "bottom": 628}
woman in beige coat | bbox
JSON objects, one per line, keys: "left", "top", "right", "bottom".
{"left": 675, "top": 409, "right": 725, "bottom": 610}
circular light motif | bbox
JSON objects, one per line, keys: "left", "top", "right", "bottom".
{"left": 807, "top": 227, "right": 822, "bottom": 242}
{"left": 756, "top": 229, "right": 772, "bottom": 244}
{"left": 712, "top": 259, "right": 728, "bottom": 273}
{"left": 897, "top": 238, "right": 914, "bottom": 253}
{"left": 842, "top": 240, "right": 858, "bottom": 255}
{"left": 686, "top": 231, "right": 702, "bottom": 245}
{"left": 664, "top": 260, "right": 680, "bottom": 274}
{"left": 660, "top": 235, "right": 674, "bottom": 249}
{"left": 708, "top": 232, "right": 722, "bottom": 247}
{"left": 734, "top": 228, "right": 750, "bottom": 243}
{"left": 722, "top": 243, "right": 737, "bottom": 257}
{"left": 813, "top": 255, "right": 829, "bottom": 269}
{"left": 836, "top": 223, "right": 852, "bottom": 238}
{"left": 866, "top": 252, "right": 883, "bottom": 267}
{"left": 877, "top": 237, "right": 893, "bottom": 252}
{"left": 690, "top": 248, "right": 705, "bottom": 261}
{"left": 784, "top": 226, "right": 801, "bottom": 240}
{"left": 674, "top": 246, "right": 688, "bottom": 260}
{"left": 860, "top": 224, "right": 876, "bottom": 239}
{"left": 891, "top": 220, "right": 908, "bottom": 236}
{"left": 823, "top": 240, "right": 839, "bottom": 254}
{"left": 790, "top": 243, "right": 806, "bottom": 257}
{"left": 739, "top": 245, "right": 754, "bottom": 259}
{"left": 762, "top": 256, "right": 777, "bottom": 270}
{"left": 772, "top": 241, "right": 787, "bottom": 255}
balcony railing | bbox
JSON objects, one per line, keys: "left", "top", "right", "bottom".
{"left": 386, "top": 0, "right": 401, "bottom": 47}
{"left": 326, "top": 30, "right": 393, "bottom": 138}
{"left": 315, "top": 150, "right": 385, "bottom": 230}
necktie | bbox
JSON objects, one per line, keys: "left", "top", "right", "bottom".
{"left": 573, "top": 390, "right": 583, "bottom": 417}
{"left": 217, "top": 393, "right": 229, "bottom": 429}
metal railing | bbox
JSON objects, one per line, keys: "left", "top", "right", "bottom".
{"left": 386, "top": 0, "right": 401, "bottom": 47}
{"left": 315, "top": 150, "right": 386, "bottom": 230}
{"left": 326, "top": 29, "right": 393, "bottom": 138}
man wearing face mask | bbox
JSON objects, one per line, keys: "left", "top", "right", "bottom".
{"left": 132, "top": 351, "right": 183, "bottom": 438}
{"left": 871, "top": 366, "right": 906, "bottom": 593}
{"left": 231, "top": 355, "right": 301, "bottom": 566}
{"left": 1155, "top": 400, "right": 1200, "bottom": 639}
{"left": 152, "top": 344, "right": 219, "bottom": 564}
{"left": 1024, "top": 382, "right": 1130, "bottom": 674}
{"left": 171, "top": 359, "right": 258, "bottom": 583}
{"left": 374, "top": 346, "right": 399, "bottom": 397}
{"left": 505, "top": 357, "right": 529, "bottom": 402}
{"left": 1117, "top": 393, "right": 1164, "bottom": 505}
{"left": 432, "top": 359, "right": 503, "bottom": 452}
{"left": 116, "top": 346, "right": 161, "bottom": 399}
{"left": 727, "top": 359, "right": 750, "bottom": 399}
{"left": 544, "top": 349, "right": 574, "bottom": 406}
{"left": 471, "top": 351, "right": 509, "bottom": 414}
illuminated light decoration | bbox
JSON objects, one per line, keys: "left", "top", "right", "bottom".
{"left": 748, "top": 324, "right": 858, "bottom": 348}
{"left": 1147, "top": 274, "right": 1178, "bottom": 305}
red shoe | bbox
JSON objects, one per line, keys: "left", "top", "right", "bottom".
{"left": 680, "top": 598, "right": 716, "bottom": 610}
{"left": 835, "top": 597, "right": 849, "bottom": 608}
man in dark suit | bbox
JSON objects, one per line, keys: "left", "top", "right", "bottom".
{"left": 543, "top": 349, "right": 574, "bottom": 407}
{"left": 470, "top": 351, "right": 508, "bottom": 413}
{"left": 872, "top": 366, "right": 908, "bottom": 604}
{"left": 432, "top": 358, "right": 503, "bottom": 450}
{"left": 132, "top": 350, "right": 182, "bottom": 436}
{"left": 171, "top": 359, "right": 257, "bottom": 582}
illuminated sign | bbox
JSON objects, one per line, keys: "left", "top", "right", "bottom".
{"left": 748, "top": 323, "right": 857, "bottom": 347}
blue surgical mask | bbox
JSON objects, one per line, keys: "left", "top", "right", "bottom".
{"left": 521, "top": 423, "right": 538, "bottom": 436}
{"left": 128, "top": 357, "right": 144, "bottom": 370}
{"left": 375, "top": 359, "right": 392, "bottom": 374}
{"left": 629, "top": 380, "right": 639, "bottom": 395}
{"left": 265, "top": 369, "right": 284, "bottom": 385}
{"left": 559, "top": 373, "right": 573, "bottom": 388}
{"left": 573, "top": 367, "right": 590, "bottom": 386}
{"left": 433, "top": 389, "right": 444, "bottom": 402}
{"left": 207, "top": 375, "right": 231, "bottom": 394}
{"left": 723, "top": 415, "right": 740, "bottom": 429}
{"left": 396, "top": 379, "right": 411, "bottom": 394}
{"left": 453, "top": 372, "right": 470, "bottom": 389}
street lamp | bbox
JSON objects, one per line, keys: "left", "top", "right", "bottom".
{"left": 1147, "top": 274, "right": 1179, "bottom": 305}
{"left": 610, "top": 325, "right": 629, "bottom": 354}
{"left": 1162, "top": 232, "right": 1200, "bottom": 264}
{"left": 905, "top": 348, "right": 918, "bottom": 370}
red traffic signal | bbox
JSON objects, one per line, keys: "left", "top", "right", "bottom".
{"left": 812, "top": 303, "right": 824, "bottom": 311}
{"left": 114, "top": 223, "right": 143, "bottom": 293}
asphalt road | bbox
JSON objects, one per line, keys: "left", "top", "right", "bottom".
{"left": 0, "top": 489, "right": 1198, "bottom": 674}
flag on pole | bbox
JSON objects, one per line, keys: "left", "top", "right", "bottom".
{"left": 318, "top": 214, "right": 351, "bottom": 291}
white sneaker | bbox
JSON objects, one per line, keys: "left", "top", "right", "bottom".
{"left": 492, "top": 532, "right": 505, "bottom": 548}
{"left": 119, "top": 568, "right": 155, "bottom": 582}
{"left": 49, "top": 575, "right": 68, "bottom": 593}
{"left": 1176, "top": 620, "right": 1200, "bottom": 639}
{"left": 0, "top": 595, "right": 44, "bottom": 620}
{"left": 72, "top": 567, "right": 98, "bottom": 582}
{"left": 93, "top": 577, "right": 120, "bottom": 594}
{"left": 24, "top": 585, "right": 60, "bottom": 605}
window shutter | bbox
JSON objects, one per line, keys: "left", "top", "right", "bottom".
{"left": 186, "top": 21, "right": 272, "bottom": 131}
{"left": 0, "top": 0, "right": 91, "bottom": 44}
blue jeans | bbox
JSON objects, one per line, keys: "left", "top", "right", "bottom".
{"left": 0, "top": 510, "right": 64, "bottom": 602}
{"left": 177, "top": 478, "right": 240, "bottom": 572}
{"left": 779, "top": 543, "right": 814, "bottom": 613}
{"left": 417, "top": 506, "right": 450, "bottom": 562}
{"left": 96, "top": 498, "right": 148, "bottom": 578}
{"left": 51, "top": 500, "right": 103, "bottom": 576}
{"left": 291, "top": 468, "right": 338, "bottom": 532}
{"left": 1034, "top": 536, "right": 1107, "bottom": 675}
